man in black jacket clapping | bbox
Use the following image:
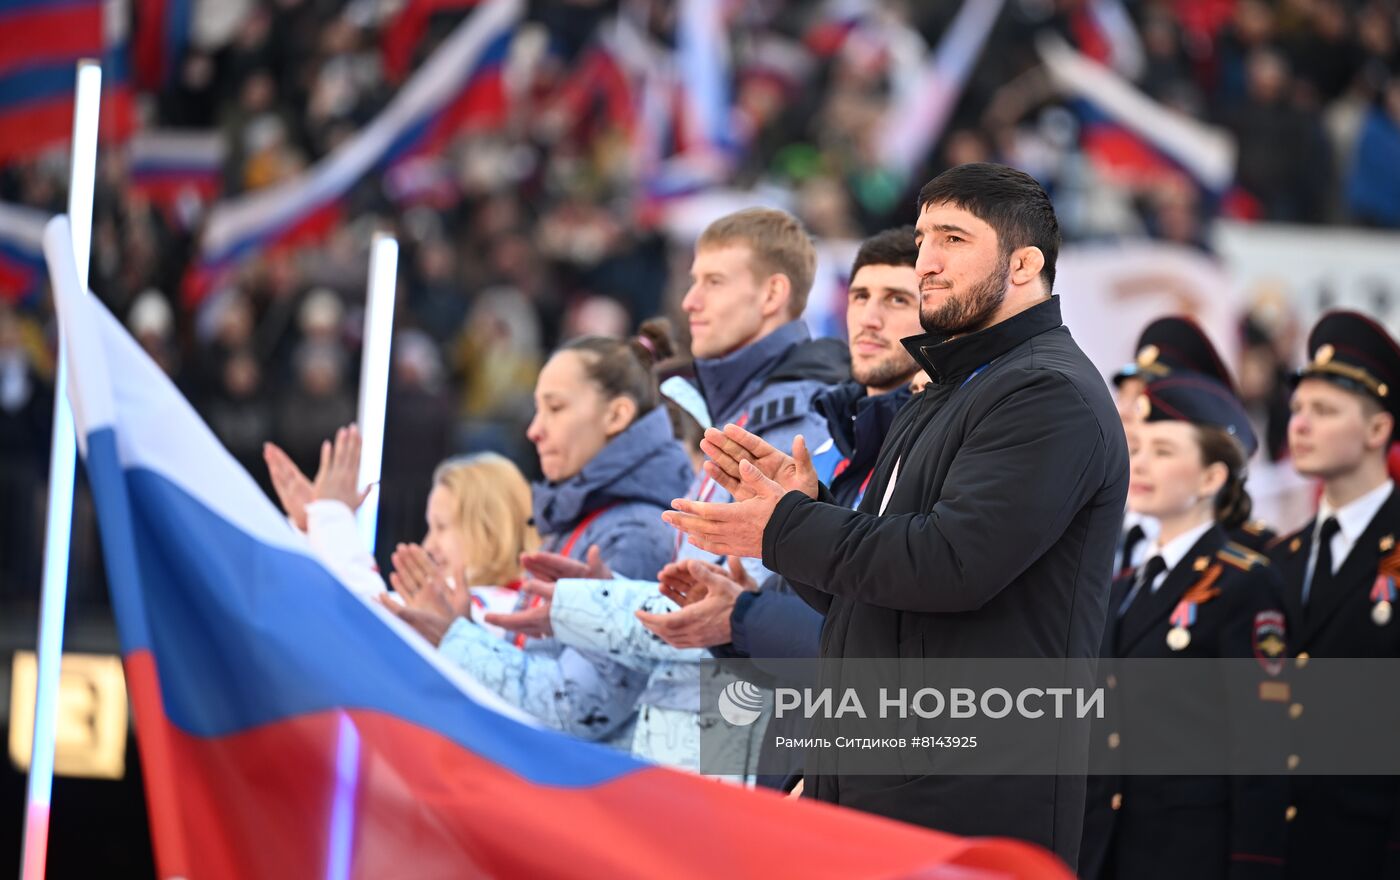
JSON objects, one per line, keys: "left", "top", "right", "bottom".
{"left": 666, "top": 164, "right": 1129, "bottom": 871}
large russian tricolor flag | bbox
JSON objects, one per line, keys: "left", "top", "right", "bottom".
{"left": 189, "top": 0, "right": 515, "bottom": 303}
{"left": 45, "top": 213, "right": 1072, "bottom": 879}
{"left": 0, "top": 201, "right": 51, "bottom": 306}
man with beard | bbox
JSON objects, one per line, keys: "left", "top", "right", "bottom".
{"left": 665, "top": 163, "right": 1129, "bottom": 870}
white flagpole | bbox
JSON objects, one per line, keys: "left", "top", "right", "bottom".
{"left": 22, "top": 58, "right": 102, "bottom": 880}
{"left": 354, "top": 232, "right": 399, "bottom": 554}
{"left": 325, "top": 234, "right": 397, "bottom": 880}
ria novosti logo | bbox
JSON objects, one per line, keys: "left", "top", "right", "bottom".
{"left": 717, "top": 680, "right": 765, "bottom": 726}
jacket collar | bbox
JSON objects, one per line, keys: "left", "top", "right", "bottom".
{"left": 901, "top": 296, "right": 1062, "bottom": 387}
{"left": 815, "top": 380, "right": 912, "bottom": 459}
{"left": 531, "top": 405, "right": 685, "bottom": 535}
{"left": 694, "top": 321, "right": 810, "bottom": 424}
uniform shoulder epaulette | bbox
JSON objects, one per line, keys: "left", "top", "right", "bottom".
{"left": 1241, "top": 520, "right": 1272, "bottom": 536}
{"left": 1265, "top": 528, "right": 1307, "bottom": 554}
{"left": 1218, "top": 541, "right": 1268, "bottom": 571}
{"left": 747, "top": 394, "right": 806, "bottom": 435}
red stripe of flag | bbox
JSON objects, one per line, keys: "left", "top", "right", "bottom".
{"left": 412, "top": 66, "right": 507, "bottom": 158}
{"left": 0, "top": 256, "right": 38, "bottom": 304}
{"left": 0, "top": 99, "right": 79, "bottom": 165}
{"left": 382, "top": 0, "right": 483, "bottom": 83}
{"left": 125, "top": 649, "right": 1072, "bottom": 880}
{"left": 133, "top": 0, "right": 169, "bottom": 90}
{"left": 0, "top": 6, "right": 102, "bottom": 76}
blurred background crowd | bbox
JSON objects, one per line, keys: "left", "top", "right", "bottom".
{"left": 1, "top": 0, "right": 1399, "bottom": 614}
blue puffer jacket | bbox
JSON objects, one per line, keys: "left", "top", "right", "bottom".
{"left": 549, "top": 322, "right": 851, "bottom": 771}
{"left": 437, "top": 404, "right": 692, "bottom": 749}
{"left": 533, "top": 404, "right": 694, "bottom": 580}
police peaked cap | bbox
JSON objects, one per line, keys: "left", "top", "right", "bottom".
{"left": 1114, "top": 316, "right": 1237, "bottom": 395}
{"left": 1138, "top": 373, "right": 1258, "bottom": 459}
{"left": 1294, "top": 310, "right": 1400, "bottom": 439}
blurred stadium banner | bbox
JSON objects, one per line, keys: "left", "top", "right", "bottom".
{"left": 46, "top": 214, "right": 1071, "bottom": 879}
{"left": 1214, "top": 221, "right": 1400, "bottom": 342}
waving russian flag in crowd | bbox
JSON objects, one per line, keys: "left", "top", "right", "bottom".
{"left": 875, "top": 0, "right": 1006, "bottom": 184}
{"left": 1037, "top": 34, "right": 1236, "bottom": 193}
{"left": 189, "top": 0, "right": 516, "bottom": 303}
{"left": 132, "top": 0, "right": 192, "bottom": 90}
{"left": 0, "top": 0, "right": 134, "bottom": 165}
{"left": 382, "top": 0, "right": 485, "bottom": 84}
{"left": 128, "top": 129, "right": 225, "bottom": 213}
{"left": 0, "top": 0, "right": 103, "bottom": 165}
{"left": 0, "top": 202, "right": 51, "bottom": 306}
{"left": 44, "top": 214, "right": 1071, "bottom": 879}
{"left": 629, "top": 1, "right": 743, "bottom": 225}
{"left": 103, "top": 0, "right": 137, "bottom": 144}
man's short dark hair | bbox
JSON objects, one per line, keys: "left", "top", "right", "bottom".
{"left": 851, "top": 226, "right": 918, "bottom": 277}
{"left": 917, "top": 163, "right": 1061, "bottom": 292}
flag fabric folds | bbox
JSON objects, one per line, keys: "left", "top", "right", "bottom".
{"left": 875, "top": 0, "right": 1007, "bottom": 183}
{"left": 1038, "top": 34, "right": 1236, "bottom": 192}
{"left": 0, "top": 0, "right": 103, "bottom": 165}
{"left": 0, "top": 0, "right": 134, "bottom": 166}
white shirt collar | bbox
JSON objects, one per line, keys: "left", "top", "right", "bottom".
{"left": 1123, "top": 510, "right": 1160, "bottom": 540}
{"left": 1144, "top": 520, "right": 1215, "bottom": 579}
{"left": 1318, "top": 479, "right": 1394, "bottom": 543}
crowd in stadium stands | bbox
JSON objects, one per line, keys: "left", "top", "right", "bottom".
{"left": 1, "top": 0, "right": 1399, "bottom": 602}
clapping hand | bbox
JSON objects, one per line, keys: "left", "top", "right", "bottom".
{"left": 700, "top": 424, "right": 818, "bottom": 501}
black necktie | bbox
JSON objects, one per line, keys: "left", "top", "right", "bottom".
{"left": 1119, "top": 524, "right": 1147, "bottom": 574}
{"left": 1303, "top": 517, "right": 1342, "bottom": 609}
{"left": 1116, "top": 555, "right": 1168, "bottom": 653}
{"left": 1118, "top": 555, "right": 1167, "bottom": 618}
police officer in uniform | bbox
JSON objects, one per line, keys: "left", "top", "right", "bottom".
{"left": 1082, "top": 374, "right": 1290, "bottom": 880}
{"left": 1114, "top": 316, "right": 1278, "bottom": 573}
{"left": 1267, "top": 310, "right": 1400, "bottom": 879}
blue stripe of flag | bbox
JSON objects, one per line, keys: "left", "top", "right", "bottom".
{"left": 0, "top": 61, "right": 80, "bottom": 109}
{"left": 86, "top": 430, "right": 643, "bottom": 787}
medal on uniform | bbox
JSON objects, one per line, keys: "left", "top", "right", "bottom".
{"left": 1167, "top": 600, "right": 1196, "bottom": 651}
{"left": 1370, "top": 575, "right": 1396, "bottom": 626}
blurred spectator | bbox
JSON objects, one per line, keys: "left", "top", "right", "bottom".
{"left": 128, "top": 289, "right": 181, "bottom": 378}
{"left": 0, "top": 305, "right": 52, "bottom": 600}
{"left": 562, "top": 295, "right": 630, "bottom": 340}
{"left": 1226, "top": 48, "right": 1333, "bottom": 223}
{"left": 192, "top": 290, "right": 257, "bottom": 401}
{"left": 275, "top": 340, "right": 356, "bottom": 475}
{"left": 207, "top": 349, "right": 275, "bottom": 489}
{"left": 1347, "top": 77, "right": 1400, "bottom": 227}
{"left": 451, "top": 286, "right": 542, "bottom": 465}
{"left": 378, "top": 329, "right": 456, "bottom": 570}
{"left": 408, "top": 236, "right": 469, "bottom": 344}
{"left": 1237, "top": 318, "right": 1295, "bottom": 463}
